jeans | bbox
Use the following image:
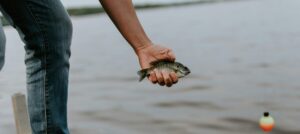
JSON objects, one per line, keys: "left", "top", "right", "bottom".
{"left": 0, "top": 0, "right": 72, "bottom": 133}
{"left": 0, "top": 20, "right": 5, "bottom": 70}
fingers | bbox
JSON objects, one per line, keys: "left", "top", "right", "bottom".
{"left": 149, "top": 69, "right": 178, "bottom": 87}
{"left": 148, "top": 71, "right": 157, "bottom": 84}
{"left": 162, "top": 70, "right": 173, "bottom": 87}
{"left": 170, "top": 72, "right": 178, "bottom": 84}
{"left": 154, "top": 69, "right": 165, "bottom": 86}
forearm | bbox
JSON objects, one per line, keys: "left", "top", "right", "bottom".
{"left": 99, "top": 0, "right": 178, "bottom": 87}
{"left": 99, "top": 0, "right": 152, "bottom": 53}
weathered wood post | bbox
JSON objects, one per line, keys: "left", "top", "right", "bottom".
{"left": 12, "top": 93, "right": 32, "bottom": 134}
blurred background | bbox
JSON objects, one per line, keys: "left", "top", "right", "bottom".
{"left": 1, "top": 0, "right": 300, "bottom": 133}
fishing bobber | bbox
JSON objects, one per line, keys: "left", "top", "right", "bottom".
{"left": 259, "top": 112, "right": 275, "bottom": 132}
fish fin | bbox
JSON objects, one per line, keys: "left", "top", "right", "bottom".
{"left": 150, "top": 60, "right": 171, "bottom": 66}
{"left": 137, "top": 69, "right": 148, "bottom": 82}
{"left": 150, "top": 61, "right": 159, "bottom": 66}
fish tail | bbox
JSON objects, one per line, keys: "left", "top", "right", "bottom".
{"left": 137, "top": 69, "right": 148, "bottom": 82}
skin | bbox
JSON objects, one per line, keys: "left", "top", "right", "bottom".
{"left": 100, "top": 0, "right": 178, "bottom": 87}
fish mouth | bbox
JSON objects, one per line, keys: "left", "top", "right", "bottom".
{"left": 185, "top": 70, "right": 191, "bottom": 75}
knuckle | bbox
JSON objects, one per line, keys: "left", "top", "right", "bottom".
{"left": 158, "top": 77, "right": 164, "bottom": 82}
{"left": 166, "top": 78, "right": 172, "bottom": 83}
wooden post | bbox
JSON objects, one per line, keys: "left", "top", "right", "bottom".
{"left": 12, "top": 93, "right": 32, "bottom": 134}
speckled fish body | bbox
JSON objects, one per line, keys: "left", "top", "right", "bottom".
{"left": 137, "top": 61, "right": 190, "bottom": 81}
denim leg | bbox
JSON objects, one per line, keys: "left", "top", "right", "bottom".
{"left": 0, "top": 0, "right": 72, "bottom": 133}
{"left": 0, "top": 20, "right": 5, "bottom": 71}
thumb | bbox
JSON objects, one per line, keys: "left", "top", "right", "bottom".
{"left": 167, "top": 51, "right": 176, "bottom": 61}
{"left": 157, "top": 49, "right": 176, "bottom": 62}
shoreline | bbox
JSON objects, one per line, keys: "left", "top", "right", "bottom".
{"left": 1, "top": 0, "right": 234, "bottom": 26}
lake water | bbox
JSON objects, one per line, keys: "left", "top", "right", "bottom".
{"left": 1, "top": 0, "right": 300, "bottom": 133}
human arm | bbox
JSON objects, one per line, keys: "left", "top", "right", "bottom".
{"left": 99, "top": 0, "right": 178, "bottom": 87}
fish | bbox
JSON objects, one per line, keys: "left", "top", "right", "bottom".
{"left": 137, "top": 61, "right": 191, "bottom": 82}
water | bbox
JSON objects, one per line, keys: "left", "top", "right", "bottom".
{"left": 1, "top": 0, "right": 300, "bottom": 133}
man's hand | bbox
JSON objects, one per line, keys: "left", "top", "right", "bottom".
{"left": 136, "top": 45, "right": 178, "bottom": 87}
